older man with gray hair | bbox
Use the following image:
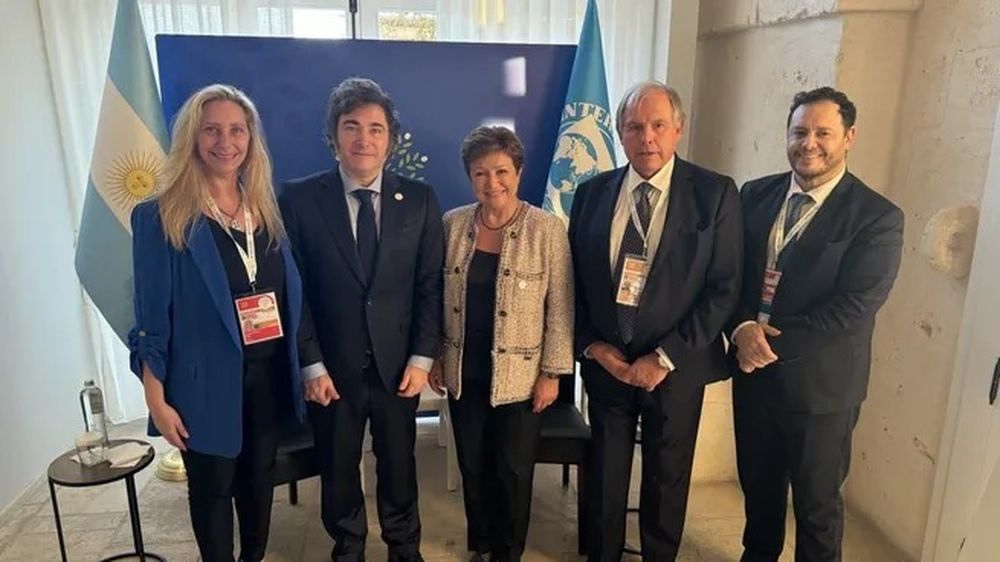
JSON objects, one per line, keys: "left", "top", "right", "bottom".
{"left": 568, "top": 81, "right": 743, "bottom": 560}
{"left": 279, "top": 77, "right": 443, "bottom": 562}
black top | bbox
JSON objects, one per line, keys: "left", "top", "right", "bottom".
{"left": 208, "top": 220, "right": 286, "bottom": 361}
{"left": 461, "top": 250, "right": 499, "bottom": 381}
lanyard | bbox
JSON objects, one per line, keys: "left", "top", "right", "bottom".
{"left": 205, "top": 194, "right": 258, "bottom": 289}
{"left": 767, "top": 193, "right": 820, "bottom": 269}
{"left": 626, "top": 186, "right": 656, "bottom": 257}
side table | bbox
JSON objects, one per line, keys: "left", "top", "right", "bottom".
{"left": 47, "top": 438, "right": 164, "bottom": 561}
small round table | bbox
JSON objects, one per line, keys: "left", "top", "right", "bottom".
{"left": 47, "top": 438, "right": 164, "bottom": 562}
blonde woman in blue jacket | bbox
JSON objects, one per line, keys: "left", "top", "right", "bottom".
{"left": 129, "top": 84, "right": 321, "bottom": 562}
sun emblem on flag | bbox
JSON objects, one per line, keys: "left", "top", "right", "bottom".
{"left": 106, "top": 150, "right": 162, "bottom": 208}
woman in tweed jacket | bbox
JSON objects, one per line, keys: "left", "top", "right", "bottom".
{"left": 429, "top": 126, "right": 574, "bottom": 561}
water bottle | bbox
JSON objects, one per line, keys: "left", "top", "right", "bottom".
{"left": 79, "top": 380, "right": 110, "bottom": 449}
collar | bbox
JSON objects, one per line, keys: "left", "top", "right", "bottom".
{"left": 788, "top": 165, "right": 846, "bottom": 205}
{"left": 339, "top": 167, "right": 384, "bottom": 197}
{"left": 624, "top": 154, "right": 675, "bottom": 196}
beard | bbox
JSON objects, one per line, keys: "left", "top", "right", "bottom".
{"left": 790, "top": 151, "right": 843, "bottom": 185}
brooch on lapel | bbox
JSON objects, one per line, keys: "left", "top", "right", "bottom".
{"left": 394, "top": 192, "right": 404, "bottom": 201}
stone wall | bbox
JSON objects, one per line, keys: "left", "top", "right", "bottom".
{"left": 689, "top": 0, "right": 1000, "bottom": 557}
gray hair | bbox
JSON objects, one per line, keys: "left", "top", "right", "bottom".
{"left": 615, "top": 81, "right": 686, "bottom": 138}
{"left": 323, "top": 77, "right": 401, "bottom": 153}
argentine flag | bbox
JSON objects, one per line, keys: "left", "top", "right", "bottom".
{"left": 543, "top": 0, "right": 616, "bottom": 224}
{"left": 75, "top": 0, "right": 168, "bottom": 343}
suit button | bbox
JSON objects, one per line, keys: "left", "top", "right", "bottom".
{"left": 138, "top": 330, "right": 146, "bottom": 337}
{"left": 498, "top": 310, "right": 507, "bottom": 317}
{"left": 454, "top": 266, "right": 460, "bottom": 274}
{"left": 367, "top": 299, "right": 373, "bottom": 306}
{"left": 453, "top": 306, "right": 461, "bottom": 314}
{"left": 503, "top": 269, "right": 511, "bottom": 276}
{"left": 510, "top": 232, "right": 518, "bottom": 239}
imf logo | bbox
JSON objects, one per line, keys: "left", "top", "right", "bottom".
{"left": 545, "top": 101, "right": 617, "bottom": 223}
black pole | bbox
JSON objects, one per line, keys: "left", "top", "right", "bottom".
{"left": 349, "top": 0, "right": 359, "bottom": 39}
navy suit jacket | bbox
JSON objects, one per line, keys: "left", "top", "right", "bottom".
{"left": 128, "top": 200, "right": 309, "bottom": 458}
{"left": 278, "top": 167, "right": 444, "bottom": 399}
{"left": 569, "top": 158, "right": 743, "bottom": 396}
{"left": 728, "top": 171, "right": 904, "bottom": 413}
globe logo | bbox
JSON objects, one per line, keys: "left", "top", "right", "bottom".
{"left": 545, "top": 106, "right": 616, "bottom": 222}
{"left": 549, "top": 133, "right": 601, "bottom": 195}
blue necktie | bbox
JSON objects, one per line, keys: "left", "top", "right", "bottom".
{"left": 614, "top": 182, "right": 660, "bottom": 344}
{"left": 777, "top": 192, "right": 814, "bottom": 269}
{"left": 353, "top": 189, "right": 378, "bottom": 285}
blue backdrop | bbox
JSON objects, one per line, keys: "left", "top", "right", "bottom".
{"left": 155, "top": 36, "right": 575, "bottom": 210}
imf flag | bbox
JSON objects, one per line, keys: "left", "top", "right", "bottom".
{"left": 75, "top": 0, "right": 169, "bottom": 343}
{"left": 543, "top": 0, "right": 616, "bottom": 224}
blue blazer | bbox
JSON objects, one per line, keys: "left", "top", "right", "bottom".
{"left": 128, "top": 200, "right": 307, "bottom": 458}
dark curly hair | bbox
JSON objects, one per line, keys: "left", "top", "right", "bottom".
{"left": 787, "top": 87, "right": 857, "bottom": 129}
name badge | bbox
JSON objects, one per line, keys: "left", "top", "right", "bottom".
{"left": 615, "top": 254, "right": 649, "bottom": 307}
{"left": 756, "top": 267, "right": 783, "bottom": 324}
{"left": 235, "top": 290, "right": 284, "bottom": 345}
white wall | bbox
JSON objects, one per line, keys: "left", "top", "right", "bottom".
{"left": 0, "top": 0, "right": 97, "bottom": 512}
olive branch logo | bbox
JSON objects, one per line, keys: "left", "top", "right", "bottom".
{"left": 386, "top": 131, "right": 429, "bottom": 181}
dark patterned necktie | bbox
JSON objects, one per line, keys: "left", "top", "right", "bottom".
{"left": 353, "top": 189, "right": 378, "bottom": 285}
{"left": 777, "top": 192, "right": 815, "bottom": 269}
{"left": 614, "top": 182, "right": 659, "bottom": 344}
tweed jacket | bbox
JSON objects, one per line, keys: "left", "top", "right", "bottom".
{"left": 441, "top": 203, "right": 574, "bottom": 406}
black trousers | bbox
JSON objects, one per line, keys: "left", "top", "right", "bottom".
{"left": 308, "top": 361, "right": 421, "bottom": 561}
{"left": 181, "top": 358, "right": 283, "bottom": 562}
{"left": 584, "top": 372, "right": 705, "bottom": 562}
{"left": 733, "top": 380, "right": 860, "bottom": 562}
{"left": 449, "top": 377, "right": 541, "bottom": 561}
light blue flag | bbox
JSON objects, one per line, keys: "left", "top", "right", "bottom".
{"left": 543, "top": 0, "right": 617, "bottom": 224}
{"left": 75, "top": 0, "right": 169, "bottom": 343}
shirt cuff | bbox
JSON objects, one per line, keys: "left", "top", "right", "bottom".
{"left": 301, "top": 361, "right": 328, "bottom": 381}
{"left": 731, "top": 321, "right": 757, "bottom": 345}
{"left": 655, "top": 347, "right": 676, "bottom": 372}
{"left": 582, "top": 343, "right": 596, "bottom": 359}
{"left": 407, "top": 355, "right": 434, "bottom": 372}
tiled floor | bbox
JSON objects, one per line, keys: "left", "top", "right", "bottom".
{"left": 0, "top": 419, "right": 909, "bottom": 561}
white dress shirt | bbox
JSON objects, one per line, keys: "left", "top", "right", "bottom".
{"left": 608, "top": 156, "right": 674, "bottom": 270}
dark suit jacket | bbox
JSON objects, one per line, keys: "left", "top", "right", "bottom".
{"left": 128, "top": 200, "right": 310, "bottom": 458}
{"left": 729, "top": 171, "right": 904, "bottom": 413}
{"left": 278, "top": 167, "right": 444, "bottom": 397}
{"left": 569, "top": 158, "right": 743, "bottom": 395}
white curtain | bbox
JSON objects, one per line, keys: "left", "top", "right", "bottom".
{"left": 39, "top": 0, "right": 668, "bottom": 423}
{"left": 433, "top": 0, "right": 669, "bottom": 121}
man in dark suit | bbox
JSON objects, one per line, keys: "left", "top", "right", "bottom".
{"left": 569, "top": 81, "right": 743, "bottom": 561}
{"left": 728, "top": 87, "right": 904, "bottom": 562}
{"left": 279, "top": 78, "right": 443, "bottom": 562}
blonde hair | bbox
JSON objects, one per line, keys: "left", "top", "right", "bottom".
{"left": 157, "top": 83, "right": 285, "bottom": 249}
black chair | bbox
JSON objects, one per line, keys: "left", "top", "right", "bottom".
{"left": 272, "top": 419, "right": 319, "bottom": 505}
{"left": 536, "top": 372, "right": 591, "bottom": 555}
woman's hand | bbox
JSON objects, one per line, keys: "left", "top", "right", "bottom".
{"left": 142, "top": 365, "right": 189, "bottom": 450}
{"left": 532, "top": 375, "right": 560, "bottom": 413}
{"left": 148, "top": 401, "right": 190, "bottom": 450}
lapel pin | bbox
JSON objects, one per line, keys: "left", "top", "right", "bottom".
{"left": 394, "top": 192, "right": 404, "bottom": 201}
